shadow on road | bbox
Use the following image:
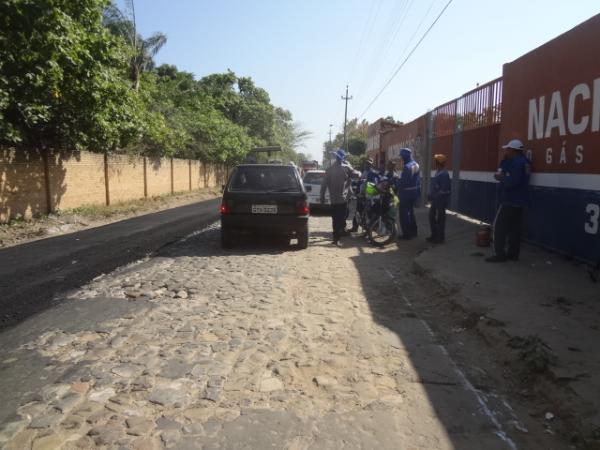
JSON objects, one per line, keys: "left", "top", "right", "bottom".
{"left": 342, "top": 233, "right": 529, "bottom": 449}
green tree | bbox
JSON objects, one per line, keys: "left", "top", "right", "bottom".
{"left": 0, "top": 0, "right": 141, "bottom": 151}
{"left": 138, "top": 68, "right": 252, "bottom": 163}
{"left": 271, "top": 108, "right": 312, "bottom": 164}
{"left": 103, "top": 2, "right": 167, "bottom": 91}
{"left": 325, "top": 118, "right": 368, "bottom": 156}
{"left": 383, "top": 115, "right": 404, "bottom": 125}
{"left": 198, "top": 72, "right": 310, "bottom": 163}
{"left": 198, "top": 71, "right": 275, "bottom": 146}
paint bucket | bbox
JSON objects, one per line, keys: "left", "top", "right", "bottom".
{"left": 476, "top": 226, "right": 491, "bottom": 247}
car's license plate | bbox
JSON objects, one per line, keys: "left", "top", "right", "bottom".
{"left": 252, "top": 205, "right": 277, "bottom": 214}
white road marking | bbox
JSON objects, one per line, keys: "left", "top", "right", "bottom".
{"left": 384, "top": 268, "right": 519, "bottom": 450}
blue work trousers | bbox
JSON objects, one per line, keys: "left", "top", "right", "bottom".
{"left": 399, "top": 198, "right": 418, "bottom": 238}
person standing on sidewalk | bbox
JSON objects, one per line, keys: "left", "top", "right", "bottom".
{"left": 486, "top": 139, "right": 531, "bottom": 262}
{"left": 321, "top": 149, "right": 351, "bottom": 246}
{"left": 427, "top": 154, "right": 451, "bottom": 244}
{"left": 396, "top": 148, "right": 421, "bottom": 240}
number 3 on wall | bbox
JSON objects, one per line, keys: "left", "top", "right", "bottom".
{"left": 585, "top": 204, "right": 599, "bottom": 234}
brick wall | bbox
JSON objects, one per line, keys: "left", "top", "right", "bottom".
{"left": 146, "top": 157, "right": 171, "bottom": 197}
{"left": 0, "top": 149, "right": 225, "bottom": 223}
{"left": 172, "top": 159, "right": 190, "bottom": 193}
{"left": 108, "top": 154, "right": 145, "bottom": 204}
{"left": 191, "top": 160, "right": 203, "bottom": 189}
{"left": 55, "top": 152, "right": 106, "bottom": 211}
{"left": 204, "top": 163, "right": 215, "bottom": 188}
{"left": 0, "top": 149, "right": 46, "bottom": 222}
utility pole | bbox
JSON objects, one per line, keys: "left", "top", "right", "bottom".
{"left": 325, "top": 124, "right": 334, "bottom": 168}
{"left": 341, "top": 85, "right": 353, "bottom": 152}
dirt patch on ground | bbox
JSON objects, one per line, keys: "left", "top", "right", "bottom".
{"left": 0, "top": 189, "right": 219, "bottom": 249}
{"left": 407, "top": 265, "right": 598, "bottom": 449}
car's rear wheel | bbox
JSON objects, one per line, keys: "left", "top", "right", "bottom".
{"left": 297, "top": 226, "right": 309, "bottom": 249}
{"left": 221, "top": 227, "right": 233, "bottom": 248}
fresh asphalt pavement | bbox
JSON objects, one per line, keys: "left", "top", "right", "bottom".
{"left": 0, "top": 198, "right": 221, "bottom": 330}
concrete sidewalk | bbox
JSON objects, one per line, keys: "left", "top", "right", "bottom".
{"left": 412, "top": 206, "right": 600, "bottom": 441}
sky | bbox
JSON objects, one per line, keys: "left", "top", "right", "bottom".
{"left": 126, "top": 0, "right": 600, "bottom": 161}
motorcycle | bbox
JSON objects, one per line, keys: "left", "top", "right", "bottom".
{"left": 358, "top": 180, "right": 398, "bottom": 247}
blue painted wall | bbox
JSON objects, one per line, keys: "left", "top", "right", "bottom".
{"left": 456, "top": 179, "right": 498, "bottom": 224}
{"left": 455, "top": 179, "right": 600, "bottom": 265}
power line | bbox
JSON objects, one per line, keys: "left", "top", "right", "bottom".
{"left": 349, "top": 0, "right": 379, "bottom": 83}
{"left": 356, "top": 0, "right": 416, "bottom": 113}
{"left": 341, "top": 86, "right": 353, "bottom": 151}
{"left": 358, "top": 0, "right": 454, "bottom": 119}
{"left": 392, "top": 0, "right": 437, "bottom": 71}
{"left": 352, "top": 0, "right": 383, "bottom": 97}
{"left": 380, "top": 0, "right": 415, "bottom": 59}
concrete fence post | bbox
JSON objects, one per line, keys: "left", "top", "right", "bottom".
{"left": 188, "top": 159, "right": 192, "bottom": 191}
{"left": 143, "top": 156, "right": 148, "bottom": 198}
{"left": 450, "top": 111, "right": 462, "bottom": 211}
{"left": 422, "top": 113, "right": 433, "bottom": 206}
{"left": 42, "top": 149, "right": 52, "bottom": 214}
{"left": 170, "top": 157, "right": 174, "bottom": 194}
{"left": 104, "top": 152, "right": 110, "bottom": 206}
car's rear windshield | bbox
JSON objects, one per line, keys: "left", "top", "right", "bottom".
{"left": 229, "top": 166, "right": 301, "bottom": 192}
{"left": 303, "top": 172, "right": 325, "bottom": 184}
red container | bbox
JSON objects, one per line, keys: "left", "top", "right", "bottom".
{"left": 476, "top": 227, "right": 491, "bottom": 247}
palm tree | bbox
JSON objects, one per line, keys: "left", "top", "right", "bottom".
{"left": 103, "top": 1, "right": 167, "bottom": 90}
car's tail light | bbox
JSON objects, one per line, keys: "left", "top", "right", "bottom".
{"left": 296, "top": 200, "right": 309, "bottom": 215}
{"left": 220, "top": 202, "right": 230, "bottom": 214}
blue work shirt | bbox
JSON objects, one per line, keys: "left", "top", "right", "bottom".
{"left": 430, "top": 169, "right": 451, "bottom": 200}
{"left": 396, "top": 160, "right": 421, "bottom": 200}
{"left": 498, "top": 154, "right": 531, "bottom": 207}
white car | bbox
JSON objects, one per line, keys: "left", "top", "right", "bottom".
{"left": 303, "top": 170, "right": 329, "bottom": 208}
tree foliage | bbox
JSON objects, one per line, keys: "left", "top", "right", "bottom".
{"left": 137, "top": 66, "right": 308, "bottom": 164}
{"left": 0, "top": 0, "right": 308, "bottom": 164}
{"left": 0, "top": 0, "right": 141, "bottom": 151}
{"left": 322, "top": 118, "right": 369, "bottom": 164}
{"left": 103, "top": 2, "right": 167, "bottom": 90}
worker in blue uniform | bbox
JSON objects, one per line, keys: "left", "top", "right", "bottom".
{"left": 427, "top": 154, "right": 451, "bottom": 244}
{"left": 487, "top": 139, "right": 531, "bottom": 262}
{"left": 396, "top": 148, "right": 420, "bottom": 240}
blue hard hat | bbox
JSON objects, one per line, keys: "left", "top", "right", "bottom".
{"left": 400, "top": 148, "right": 412, "bottom": 162}
{"left": 332, "top": 149, "right": 347, "bottom": 161}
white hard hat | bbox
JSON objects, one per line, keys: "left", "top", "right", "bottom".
{"left": 501, "top": 139, "right": 524, "bottom": 151}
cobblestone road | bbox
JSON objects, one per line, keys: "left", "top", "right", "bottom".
{"left": 0, "top": 216, "right": 548, "bottom": 449}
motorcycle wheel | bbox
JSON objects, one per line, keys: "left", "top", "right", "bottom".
{"left": 367, "top": 216, "right": 396, "bottom": 247}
